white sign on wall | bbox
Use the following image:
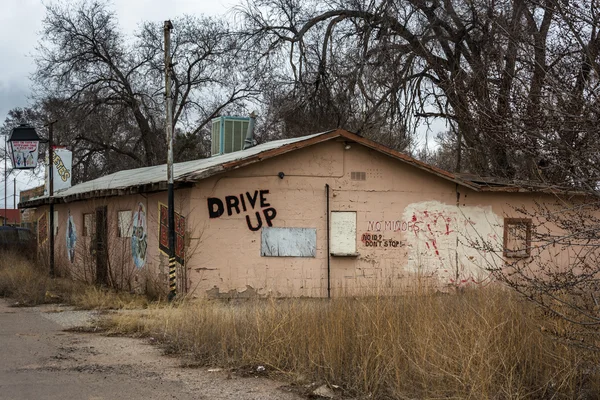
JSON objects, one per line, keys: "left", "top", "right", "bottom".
{"left": 330, "top": 211, "right": 357, "bottom": 255}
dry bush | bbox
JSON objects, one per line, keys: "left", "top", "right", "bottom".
{"left": 0, "top": 252, "right": 50, "bottom": 305}
{"left": 0, "top": 252, "right": 152, "bottom": 309}
{"left": 103, "top": 287, "right": 600, "bottom": 399}
{"left": 72, "top": 286, "right": 150, "bottom": 310}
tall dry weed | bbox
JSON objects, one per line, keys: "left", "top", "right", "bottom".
{"left": 104, "top": 287, "right": 600, "bottom": 399}
{"left": 0, "top": 253, "right": 151, "bottom": 309}
{"left": 0, "top": 252, "right": 51, "bottom": 304}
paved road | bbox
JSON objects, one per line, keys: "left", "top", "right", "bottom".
{"left": 0, "top": 299, "right": 302, "bottom": 400}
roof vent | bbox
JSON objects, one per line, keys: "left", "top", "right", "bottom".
{"left": 211, "top": 116, "right": 250, "bottom": 156}
{"left": 351, "top": 171, "right": 366, "bottom": 181}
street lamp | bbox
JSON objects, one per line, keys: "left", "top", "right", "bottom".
{"left": 8, "top": 123, "right": 42, "bottom": 170}
{"left": 8, "top": 122, "right": 55, "bottom": 276}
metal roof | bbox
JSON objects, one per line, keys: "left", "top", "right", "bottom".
{"left": 19, "top": 129, "right": 580, "bottom": 208}
{"left": 20, "top": 131, "right": 333, "bottom": 207}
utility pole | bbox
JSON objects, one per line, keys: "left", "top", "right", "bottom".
{"left": 47, "top": 121, "right": 56, "bottom": 278}
{"left": 164, "top": 20, "right": 176, "bottom": 300}
{"left": 13, "top": 178, "right": 16, "bottom": 217}
{"left": 4, "top": 133, "right": 7, "bottom": 226}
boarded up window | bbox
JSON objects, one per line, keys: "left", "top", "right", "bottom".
{"left": 83, "top": 213, "right": 95, "bottom": 237}
{"left": 504, "top": 218, "right": 532, "bottom": 258}
{"left": 118, "top": 210, "right": 133, "bottom": 237}
{"left": 330, "top": 211, "right": 357, "bottom": 255}
{"left": 261, "top": 227, "right": 316, "bottom": 257}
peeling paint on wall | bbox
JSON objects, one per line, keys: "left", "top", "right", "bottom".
{"left": 206, "top": 285, "right": 266, "bottom": 299}
{"left": 402, "top": 201, "right": 503, "bottom": 285}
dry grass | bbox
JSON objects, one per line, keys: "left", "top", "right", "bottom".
{"left": 3, "top": 253, "right": 599, "bottom": 398}
{"left": 103, "top": 288, "right": 600, "bottom": 399}
{"left": 0, "top": 252, "right": 151, "bottom": 309}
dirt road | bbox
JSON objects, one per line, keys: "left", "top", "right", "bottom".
{"left": 0, "top": 299, "right": 303, "bottom": 400}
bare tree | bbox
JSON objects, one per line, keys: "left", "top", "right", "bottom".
{"left": 240, "top": 0, "right": 600, "bottom": 183}
{"left": 32, "top": 0, "right": 260, "bottom": 178}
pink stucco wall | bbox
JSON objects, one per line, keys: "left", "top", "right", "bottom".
{"left": 29, "top": 139, "right": 585, "bottom": 297}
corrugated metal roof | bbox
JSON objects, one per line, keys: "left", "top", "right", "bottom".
{"left": 22, "top": 131, "right": 331, "bottom": 206}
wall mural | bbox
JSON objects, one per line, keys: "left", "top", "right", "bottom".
{"left": 158, "top": 202, "right": 185, "bottom": 265}
{"left": 38, "top": 212, "right": 48, "bottom": 244}
{"left": 131, "top": 202, "right": 147, "bottom": 268}
{"left": 207, "top": 190, "right": 277, "bottom": 231}
{"left": 66, "top": 210, "right": 77, "bottom": 263}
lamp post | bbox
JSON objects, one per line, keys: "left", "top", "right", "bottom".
{"left": 164, "top": 20, "right": 176, "bottom": 301}
{"left": 8, "top": 122, "right": 54, "bottom": 276}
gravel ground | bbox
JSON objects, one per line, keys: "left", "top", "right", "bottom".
{"left": 38, "top": 304, "right": 101, "bottom": 330}
{"left": 1, "top": 300, "right": 311, "bottom": 400}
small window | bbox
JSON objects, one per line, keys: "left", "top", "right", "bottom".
{"left": 330, "top": 211, "right": 358, "bottom": 256}
{"left": 117, "top": 210, "right": 133, "bottom": 237}
{"left": 504, "top": 218, "right": 532, "bottom": 258}
{"left": 83, "top": 213, "right": 95, "bottom": 237}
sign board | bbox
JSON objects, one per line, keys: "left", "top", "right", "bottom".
{"left": 261, "top": 227, "right": 317, "bottom": 257}
{"left": 11, "top": 141, "right": 39, "bottom": 169}
{"left": 45, "top": 148, "right": 72, "bottom": 194}
{"left": 330, "top": 211, "right": 357, "bottom": 255}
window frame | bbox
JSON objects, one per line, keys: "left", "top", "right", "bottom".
{"left": 83, "top": 213, "right": 95, "bottom": 237}
{"left": 503, "top": 218, "right": 532, "bottom": 258}
{"left": 117, "top": 210, "right": 133, "bottom": 238}
{"left": 330, "top": 211, "right": 358, "bottom": 256}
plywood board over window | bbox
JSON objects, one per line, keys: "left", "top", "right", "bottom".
{"left": 330, "top": 211, "right": 358, "bottom": 256}
{"left": 261, "top": 227, "right": 317, "bottom": 257}
{"left": 504, "top": 218, "right": 532, "bottom": 258}
{"left": 117, "top": 210, "right": 133, "bottom": 237}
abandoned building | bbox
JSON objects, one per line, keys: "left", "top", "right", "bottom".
{"left": 19, "top": 128, "right": 577, "bottom": 298}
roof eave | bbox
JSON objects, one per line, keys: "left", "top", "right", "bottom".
{"left": 19, "top": 181, "right": 194, "bottom": 209}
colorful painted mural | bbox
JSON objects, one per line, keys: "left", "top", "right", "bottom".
{"left": 66, "top": 210, "right": 77, "bottom": 263}
{"left": 131, "top": 202, "right": 147, "bottom": 268}
{"left": 158, "top": 202, "right": 185, "bottom": 265}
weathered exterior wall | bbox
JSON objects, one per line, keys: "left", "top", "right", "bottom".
{"left": 32, "top": 189, "right": 191, "bottom": 293}
{"left": 27, "top": 138, "right": 582, "bottom": 298}
{"left": 183, "top": 140, "right": 513, "bottom": 297}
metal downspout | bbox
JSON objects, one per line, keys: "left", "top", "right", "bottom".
{"left": 326, "top": 183, "right": 331, "bottom": 299}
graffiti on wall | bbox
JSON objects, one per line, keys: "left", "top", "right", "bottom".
{"left": 66, "top": 210, "right": 77, "bottom": 263}
{"left": 402, "top": 201, "right": 503, "bottom": 285}
{"left": 361, "top": 233, "right": 402, "bottom": 248}
{"left": 158, "top": 202, "right": 185, "bottom": 265}
{"left": 38, "top": 212, "right": 48, "bottom": 244}
{"left": 131, "top": 202, "right": 147, "bottom": 268}
{"left": 207, "top": 190, "right": 277, "bottom": 231}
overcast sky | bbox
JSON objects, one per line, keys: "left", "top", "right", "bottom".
{"left": 0, "top": 0, "right": 233, "bottom": 121}
{"left": 0, "top": 0, "right": 233, "bottom": 206}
